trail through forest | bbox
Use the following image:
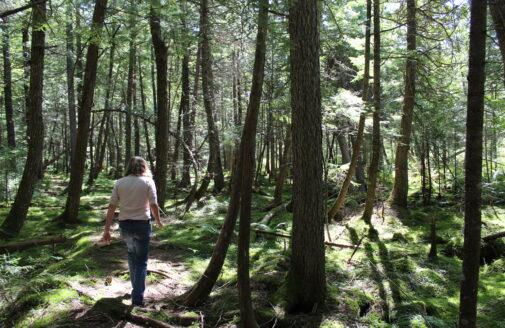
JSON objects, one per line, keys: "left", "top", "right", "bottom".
{"left": 25, "top": 219, "right": 197, "bottom": 327}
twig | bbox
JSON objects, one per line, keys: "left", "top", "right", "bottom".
{"left": 116, "top": 269, "right": 171, "bottom": 279}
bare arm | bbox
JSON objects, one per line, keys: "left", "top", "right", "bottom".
{"left": 150, "top": 203, "right": 164, "bottom": 229}
{"left": 102, "top": 204, "right": 116, "bottom": 244}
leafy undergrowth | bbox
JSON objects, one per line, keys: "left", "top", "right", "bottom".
{"left": 1, "top": 173, "right": 505, "bottom": 327}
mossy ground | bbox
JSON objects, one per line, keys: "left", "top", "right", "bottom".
{"left": 0, "top": 173, "right": 504, "bottom": 327}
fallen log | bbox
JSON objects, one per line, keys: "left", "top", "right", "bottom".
{"left": 260, "top": 203, "right": 287, "bottom": 225}
{"left": 252, "top": 229, "right": 360, "bottom": 249}
{"left": 0, "top": 235, "right": 67, "bottom": 254}
{"left": 483, "top": 231, "right": 505, "bottom": 242}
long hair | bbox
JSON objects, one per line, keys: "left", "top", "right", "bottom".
{"left": 124, "top": 156, "right": 152, "bottom": 177}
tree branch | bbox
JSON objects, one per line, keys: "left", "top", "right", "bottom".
{"left": 0, "top": 0, "right": 49, "bottom": 19}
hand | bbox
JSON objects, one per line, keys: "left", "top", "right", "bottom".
{"left": 154, "top": 220, "right": 164, "bottom": 229}
{"left": 103, "top": 230, "right": 111, "bottom": 245}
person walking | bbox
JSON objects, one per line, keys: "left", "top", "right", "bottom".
{"left": 103, "top": 156, "right": 164, "bottom": 306}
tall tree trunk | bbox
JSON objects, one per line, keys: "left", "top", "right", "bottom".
{"left": 286, "top": 0, "right": 325, "bottom": 312}
{"left": 179, "top": 1, "right": 268, "bottom": 310}
{"left": 125, "top": 35, "right": 136, "bottom": 166}
{"left": 56, "top": 0, "right": 108, "bottom": 224}
{"left": 180, "top": 53, "right": 193, "bottom": 187}
{"left": 0, "top": 0, "right": 46, "bottom": 238}
{"left": 2, "top": 18, "right": 16, "bottom": 148}
{"left": 489, "top": 0, "right": 505, "bottom": 87}
{"left": 459, "top": 1, "right": 486, "bottom": 327}
{"left": 200, "top": 0, "right": 224, "bottom": 193}
{"left": 237, "top": 2, "right": 268, "bottom": 325}
{"left": 337, "top": 131, "right": 351, "bottom": 164}
{"left": 173, "top": 54, "right": 190, "bottom": 182}
{"left": 66, "top": 2, "right": 76, "bottom": 161}
{"left": 391, "top": 0, "right": 416, "bottom": 208}
{"left": 150, "top": 0, "right": 169, "bottom": 209}
{"left": 138, "top": 55, "right": 154, "bottom": 172}
{"left": 89, "top": 32, "right": 117, "bottom": 184}
{"left": 329, "top": 0, "right": 373, "bottom": 205}
{"left": 75, "top": 3, "right": 83, "bottom": 106}
{"left": 362, "top": 0, "right": 381, "bottom": 224}
{"left": 265, "top": 126, "right": 291, "bottom": 210}
{"left": 22, "top": 26, "right": 30, "bottom": 111}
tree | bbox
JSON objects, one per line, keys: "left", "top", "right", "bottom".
{"left": 489, "top": 0, "right": 505, "bottom": 87}
{"left": 458, "top": 1, "right": 487, "bottom": 327}
{"left": 362, "top": 0, "right": 381, "bottom": 224}
{"left": 149, "top": 0, "right": 169, "bottom": 209}
{"left": 179, "top": 0, "right": 268, "bottom": 310}
{"left": 56, "top": 0, "right": 108, "bottom": 224}
{"left": 2, "top": 18, "right": 15, "bottom": 148}
{"left": 237, "top": 1, "right": 268, "bottom": 325}
{"left": 200, "top": 0, "right": 225, "bottom": 193}
{"left": 0, "top": 0, "right": 46, "bottom": 238}
{"left": 286, "top": 0, "right": 326, "bottom": 312}
{"left": 390, "top": 0, "right": 417, "bottom": 208}
{"left": 327, "top": 0, "right": 371, "bottom": 222}
{"left": 66, "top": 2, "right": 76, "bottom": 161}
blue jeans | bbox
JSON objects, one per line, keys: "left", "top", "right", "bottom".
{"left": 119, "top": 220, "right": 151, "bottom": 305}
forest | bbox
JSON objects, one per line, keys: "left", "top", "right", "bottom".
{"left": 0, "top": 0, "right": 504, "bottom": 327}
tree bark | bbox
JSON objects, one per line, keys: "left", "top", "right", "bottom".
{"left": 200, "top": 0, "right": 225, "bottom": 193}
{"left": 179, "top": 1, "right": 268, "bottom": 312}
{"left": 337, "top": 131, "right": 351, "bottom": 164}
{"left": 172, "top": 55, "right": 188, "bottom": 182}
{"left": 180, "top": 53, "right": 193, "bottom": 187}
{"left": 391, "top": 0, "right": 416, "bottom": 208}
{"left": 489, "top": 0, "right": 505, "bottom": 87}
{"left": 236, "top": 1, "right": 268, "bottom": 325}
{"left": 0, "top": 0, "right": 46, "bottom": 238}
{"left": 150, "top": 0, "right": 170, "bottom": 209}
{"left": 286, "top": 0, "right": 326, "bottom": 312}
{"left": 66, "top": 2, "right": 76, "bottom": 161}
{"left": 125, "top": 38, "right": 136, "bottom": 166}
{"left": 459, "top": 1, "right": 486, "bottom": 327}
{"left": 264, "top": 126, "right": 291, "bottom": 210}
{"left": 2, "top": 18, "right": 16, "bottom": 148}
{"left": 0, "top": 236, "right": 66, "bottom": 254}
{"left": 56, "top": 0, "right": 108, "bottom": 224}
{"left": 138, "top": 55, "right": 155, "bottom": 172}
{"left": 362, "top": 0, "right": 381, "bottom": 224}
{"left": 327, "top": 0, "right": 371, "bottom": 222}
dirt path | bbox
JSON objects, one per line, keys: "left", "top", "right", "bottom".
{"left": 64, "top": 227, "right": 198, "bottom": 327}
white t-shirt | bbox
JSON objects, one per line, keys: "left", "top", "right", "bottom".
{"left": 110, "top": 175, "right": 158, "bottom": 221}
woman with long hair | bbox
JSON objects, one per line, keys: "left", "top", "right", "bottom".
{"left": 103, "top": 156, "right": 164, "bottom": 306}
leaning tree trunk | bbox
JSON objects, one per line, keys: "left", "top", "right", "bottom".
{"left": 327, "top": 0, "right": 371, "bottom": 222}
{"left": 179, "top": 0, "right": 268, "bottom": 311}
{"left": 200, "top": 0, "right": 225, "bottom": 193}
{"left": 286, "top": 0, "right": 326, "bottom": 313}
{"left": 2, "top": 18, "right": 16, "bottom": 148}
{"left": 390, "top": 0, "right": 416, "bottom": 208}
{"left": 236, "top": 1, "right": 268, "bottom": 326}
{"left": 56, "top": 0, "right": 108, "bottom": 224}
{"left": 362, "top": 0, "right": 381, "bottom": 224}
{"left": 459, "top": 1, "right": 486, "bottom": 328}
{"left": 150, "top": 0, "right": 169, "bottom": 209}
{"left": 0, "top": 0, "right": 46, "bottom": 238}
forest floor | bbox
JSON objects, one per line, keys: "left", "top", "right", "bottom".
{"left": 1, "top": 173, "right": 505, "bottom": 327}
